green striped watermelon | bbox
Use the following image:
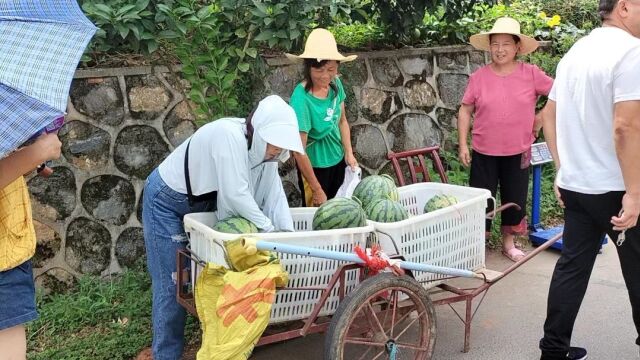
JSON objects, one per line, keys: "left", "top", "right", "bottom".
{"left": 365, "top": 198, "right": 409, "bottom": 223}
{"left": 352, "top": 174, "right": 399, "bottom": 209}
{"left": 312, "top": 197, "right": 367, "bottom": 230}
{"left": 213, "top": 216, "right": 258, "bottom": 234}
{"left": 424, "top": 194, "right": 458, "bottom": 213}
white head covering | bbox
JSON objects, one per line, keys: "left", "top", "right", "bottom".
{"left": 248, "top": 95, "right": 305, "bottom": 168}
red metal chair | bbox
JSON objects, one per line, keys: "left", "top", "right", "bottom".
{"left": 386, "top": 146, "right": 449, "bottom": 185}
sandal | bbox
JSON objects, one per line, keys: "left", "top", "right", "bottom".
{"left": 502, "top": 247, "right": 526, "bottom": 262}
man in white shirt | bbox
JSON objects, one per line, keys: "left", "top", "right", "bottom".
{"left": 142, "top": 95, "right": 304, "bottom": 360}
{"left": 539, "top": 1, "right": 640, "bottom": 359}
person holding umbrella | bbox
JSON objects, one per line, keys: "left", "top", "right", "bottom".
{"left": 142, "top": 95, "right": 304, "bottom": 359}
{"left": 0, "top": 133, "right": 61, "bottom": 357}
{"left": 0, "top": 0, "right": 96, "bottom": 357}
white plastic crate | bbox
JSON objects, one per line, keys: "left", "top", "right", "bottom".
{"left": 370, "top": 182, "right": 491, "bottom": 287}
{"left": 184, "top": 208, "right": 375, "bottom": 324}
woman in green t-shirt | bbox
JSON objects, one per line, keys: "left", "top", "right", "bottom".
{"left": 286, "top": 29, "right": 358, "bottom": 206}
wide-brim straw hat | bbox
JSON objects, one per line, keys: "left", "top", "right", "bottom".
{"left": 469, "top": 17, "right": 539, "bottom": 55}
{"left": 285, "top": 28, "right": 357, "bottom": 63}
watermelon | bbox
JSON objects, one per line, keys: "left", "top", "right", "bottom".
{"left": 352, "top": 174, "right": 399, "bottom": 209}
{"left": 365, "top": 198, "right": 409, "bottom": 223}
{"left": 424, "top": 194, "right": 458, "bottom": 213}
{"left": 213, "top": 216, "right": 258, "bottom": 234}
{"left": 312, "top": 197, "right": 367, "bottom": 230}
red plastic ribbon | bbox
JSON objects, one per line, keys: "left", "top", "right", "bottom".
{"left": 354, "top": 245, "right": 391, "bottom": 275}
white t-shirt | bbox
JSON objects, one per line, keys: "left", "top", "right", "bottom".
{"left": 550, "top": 27, "right": 640, "bottom": 194}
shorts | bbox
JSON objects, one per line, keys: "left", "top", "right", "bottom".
{"left": 0, "top": 260, "right": 38, "bottom": 330}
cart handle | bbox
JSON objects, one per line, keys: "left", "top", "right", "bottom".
{"left": 242, "top": 237, "right": 486, "bottom": 280}
{"left": 486, "top": 202, "right": 521, "bottom": 220}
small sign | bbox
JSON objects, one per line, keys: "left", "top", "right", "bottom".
{"left": 530, "top": 142, "right": 553, "bottom": 165}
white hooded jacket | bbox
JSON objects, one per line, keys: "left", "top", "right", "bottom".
{"left": 158, "top": 95, "right": 304, "bottom": 231}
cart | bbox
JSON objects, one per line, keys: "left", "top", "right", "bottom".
{"left": 177, "top": 180, "right": 561, "bottom": 359}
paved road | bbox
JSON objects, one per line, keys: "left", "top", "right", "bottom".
{"left": 250, "top": 242, "right": 639, "bottom": 360}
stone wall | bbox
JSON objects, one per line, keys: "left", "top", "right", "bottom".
{"left": 28, "top": 66, "right": 197, "bottom": 292}
{"left": 28, "top": 45, "right": 486, "bottom": 290}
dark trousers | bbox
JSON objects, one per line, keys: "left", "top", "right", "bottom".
{"left": 470, "top": 151, "right": 529, "bottom": 230}
{"left": 540, "top": 188, "right": 640, "bottom": 359}
{"left": 297, "top": 159, "right": 346, "bottom": 207}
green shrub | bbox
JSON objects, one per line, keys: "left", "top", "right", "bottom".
{"left": 330, "top": 22, "right": 387, "bottom": 50}
{"left": 81, "top": 0, "right": 159, "bottom": 62}
{"left": 539, "top": 0, "right": 599, "bottom": 30}
{"left": 371, "top": 0, "right": 499, "bottom": 43}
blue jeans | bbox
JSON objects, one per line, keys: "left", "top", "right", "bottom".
{"left": 143, "top": 169, "right": 215, "bottom": 360}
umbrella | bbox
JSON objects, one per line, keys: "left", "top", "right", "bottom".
{"left": 0, "top": 0, "right": 97, "bottom": 159}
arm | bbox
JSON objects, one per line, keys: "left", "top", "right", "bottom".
{"left": 533, "top": 111, "right": 543, "bottom": 137}
{"left": 611, "top": 100, "right": 640, "bottom": 230}
{"left": 293, "top": 132, "right": 326, "bottom": 206}
{"left": 338, "top": 102, "right": 357, "bottom": 169}
{"left": 541, "top": 100, "right": 560, "bottom": 170}
{"left": 532, "top": 65, "right": 554, "bottom": 138}
{"left": 253, "top": 162, "right": 294, "bottom": 231}
{"left": 0, "top": 133, "right": 61, "bottom": 188}
{"left": 457, "top": 104, "right": 474, "bottom": 167}
{"left": 214, "top": 133, "right": 274, "bottom": 232}
{"left": 541, "top": 99, "right": 564, "bottom": 208}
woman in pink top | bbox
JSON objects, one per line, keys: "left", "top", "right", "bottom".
{"left": 458, "top": 17, "right": 554, "bottom": 262}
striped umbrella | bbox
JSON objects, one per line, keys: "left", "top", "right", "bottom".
{"left": 0, "top": 0, "right": 96, "bottom": 158}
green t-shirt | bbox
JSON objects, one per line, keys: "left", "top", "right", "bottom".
{"left": 290, "top": 77, "right": 347, "bottom": 168}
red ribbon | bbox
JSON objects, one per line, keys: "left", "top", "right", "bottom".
{"left": 354, "top": 245, "right": 392, "bottom": 275}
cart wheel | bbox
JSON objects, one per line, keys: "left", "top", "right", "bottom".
{"left": 324, "top": 273, "right": 436, "bottom": 360}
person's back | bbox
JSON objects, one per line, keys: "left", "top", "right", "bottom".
{"left": 539, "top": 1, "right": 640, "bottom": 359}
{"left": 554, "top": 27, "right": 640, "bottom": 194}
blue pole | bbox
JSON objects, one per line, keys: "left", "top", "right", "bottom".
{"left": 531, "top": 164, "right": 542, "bottom": 229}
{"left": 246, "top": 239, "right": 483, "bottom": 279}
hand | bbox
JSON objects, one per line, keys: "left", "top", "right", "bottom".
{"left": 458, "top": 145, "right": 471, "bottom": 167}
{"left": 554, "top": 182, "right": 564, "bottom": 208}
{"left": 34, "top": 133, "right": 61, "bottom": 163}
{"left": 345, "top": 151, "right": 358, "bottom": 170}
{"left": 532, "top": 127, "right": 541, "bottom": 139}
{"left": 312, "top": 188, "right": 327, "bottom": 207}
{"left": 611, "top": 193, "right": 640, "bottom": 231}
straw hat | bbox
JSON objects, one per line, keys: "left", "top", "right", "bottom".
{"left": 285, "top": 28, "right": 357, "bottom": 63}
{"left": 469, "top": 17, "right": 539, "bottom": 55}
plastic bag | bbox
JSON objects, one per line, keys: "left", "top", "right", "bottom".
{"left": 336, "top": 166, "right": 361, "bottom": 198}
{"left": 195, "top": 237, "right": 288, "bottom": 360}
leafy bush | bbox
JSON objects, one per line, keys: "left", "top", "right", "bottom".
{"left": 81, "top": 0, "right": 159, "bottom": 62}
{"left": 248, "top": 0, "right": 353, "bottom": 50}
{"left": 422, "top": 4, "right": 487, "bottom": 45}
{"left": 158, "top": 0, "right": 260, "bottom": 121}
{"left": 370, "top": 0, "right": 499, "bottom": 43}
{"left": 330, "top": 22, "right": 387, "bottom": 50}
{"left": 540, "top": 0, "right": 599, "bottom": 30}
{"left": 155, "top": 0, "right": 365, "bottom": 121}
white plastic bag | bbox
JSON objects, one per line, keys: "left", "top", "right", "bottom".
{"left": 336, "top": 166, "right": 361, "bottom": 198}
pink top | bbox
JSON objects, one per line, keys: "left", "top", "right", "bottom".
{"left": 462, "top": 62, "right": 553, "bottom": 156}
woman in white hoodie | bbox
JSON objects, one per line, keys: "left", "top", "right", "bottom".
{"left": 142, "top": 95, "right": 304, "bottom": 360}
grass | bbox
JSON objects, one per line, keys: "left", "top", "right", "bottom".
{"left": 27, "top": 260, "right": 200, "bottom": 360}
